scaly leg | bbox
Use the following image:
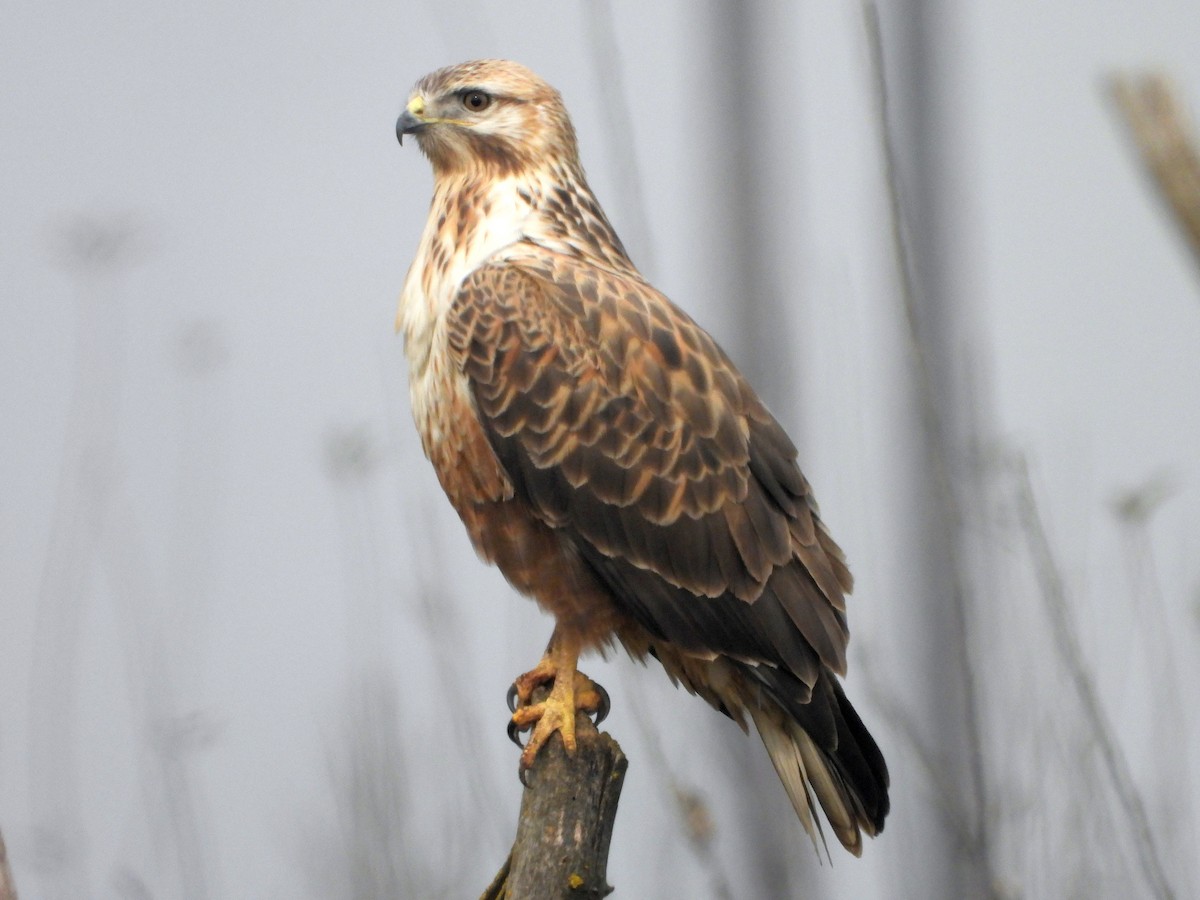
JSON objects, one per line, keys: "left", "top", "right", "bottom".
{"left": 507, "top": 629, "right": 609, "bottom": 771}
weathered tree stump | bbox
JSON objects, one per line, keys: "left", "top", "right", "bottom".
{"left": 482, "top": 699, "right": 627, "bottom": 899}
{"left": 0, "top": 826, "right": 17, "bottom": 900}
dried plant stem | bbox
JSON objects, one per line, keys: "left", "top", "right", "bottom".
{"left": 1110, "top": 74, "right": 1200, "bottom": 275}
{"left": 1011, "top": 456, "right": 1176, "bottom": 900}
{"left": 862, "top": 1, "right": 995, "bottom": 883}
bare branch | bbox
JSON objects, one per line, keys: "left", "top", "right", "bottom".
{"left": 1109, "top": 74, "right": 1200, "bottom": 276}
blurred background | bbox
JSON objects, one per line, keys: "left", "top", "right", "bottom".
{"left": 3, "top": 1, "right": 1199, "bottom": 897}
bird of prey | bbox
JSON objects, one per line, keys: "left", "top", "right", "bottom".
{"left": 395, "top": 59, "right": 888, "bottom": 854}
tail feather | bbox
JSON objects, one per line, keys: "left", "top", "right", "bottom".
{"left": 791, "top": 720, "right": 864, "bottom": 854}
{"left": 739, "top": 661, "right": 889, "bottom": 855}
{"left": 750, "top": 705, "right": 827, "bottom": 854}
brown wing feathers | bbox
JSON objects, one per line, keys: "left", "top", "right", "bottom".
{"left": 451, "top": 257, "right": 851, "bottom": 671}
{"left": 450, "top": 254, "right": 888, "bottom": 844}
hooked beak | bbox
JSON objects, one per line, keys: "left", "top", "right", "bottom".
{"left": 397, "top": 95, "right": 430, "bottom": 146}
{"left": 396, "top": 108, "right": 425, "bottom": 146}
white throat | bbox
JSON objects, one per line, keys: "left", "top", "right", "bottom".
{"left": 397, "top": 175, "right": 535, "bottom": 376}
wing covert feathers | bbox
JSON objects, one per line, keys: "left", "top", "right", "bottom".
{"left": 450, "top": 254, "right": 850, "bottom": 661}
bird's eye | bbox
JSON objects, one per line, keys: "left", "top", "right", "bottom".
{"left": 461, "top": 90, "right": 491, "bottom": 112}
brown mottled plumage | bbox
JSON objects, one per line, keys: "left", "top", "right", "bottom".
{"left": 395, "top": 59, "right": 888, "bottom": 854}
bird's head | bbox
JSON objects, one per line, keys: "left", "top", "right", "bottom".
{"left": 397, "top": 59, "right": 579, "bottom": 178}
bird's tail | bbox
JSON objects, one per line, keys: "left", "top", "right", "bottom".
{"left": 739, "top": 662, "right": 889, "bottom": 856}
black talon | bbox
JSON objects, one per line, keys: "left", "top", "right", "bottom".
{"left": 518, "top": 765, "right": 532, "bottom": 788}
{"left": 507, "top": 718, "right": 525, "bottom": 748}
{"left": 591, "top": 682, "right": 611, "bottom": 725}
{"left": 506, "top": 683, "right": 519, "bottom": 713}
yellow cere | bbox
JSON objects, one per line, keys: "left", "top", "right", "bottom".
{"left": 406, "top": 93, "right": 469, "bottom": 129}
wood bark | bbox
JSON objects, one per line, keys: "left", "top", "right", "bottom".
{"left": 482, "top": 707, "right": 627, "bottom": 900}
{"left": 0, "top": 826, "right": 17, "bottom": 900}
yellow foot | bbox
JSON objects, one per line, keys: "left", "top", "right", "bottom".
{"left": 506, "top": 657, "right": 609, "bottom": 773}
